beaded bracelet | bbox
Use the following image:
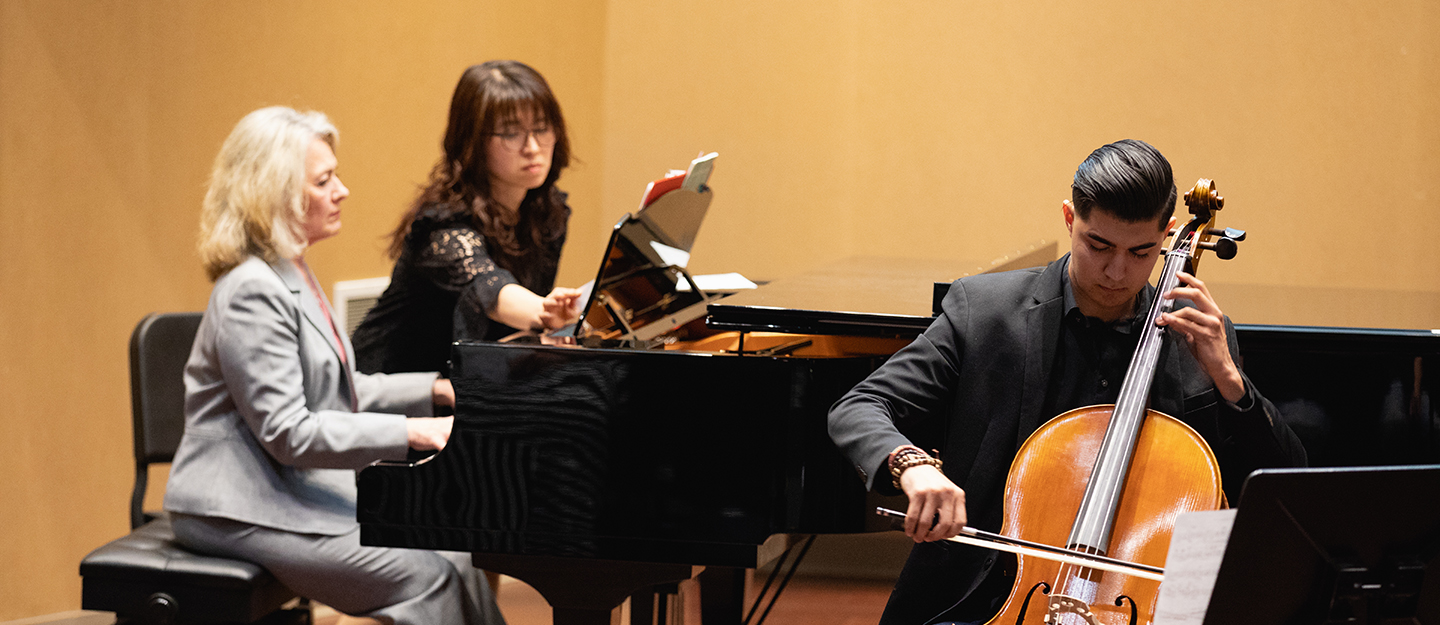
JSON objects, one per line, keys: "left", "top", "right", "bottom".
{"left": 888, "top": 445, "right": 943, "bottom": 490}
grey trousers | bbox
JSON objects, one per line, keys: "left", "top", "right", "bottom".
{"left": 171, "top": 513, "right": 505, "bottom": 625}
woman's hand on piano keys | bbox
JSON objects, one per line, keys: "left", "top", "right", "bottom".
{"left": 495, "top": 284, "right": 581, "bottom": 332}
{"left": 432, "top": 378, "right": 455, "bottom": 407}
{"left": 539, "top": 287, "right": 583, "bottom": 330}
{"left": 406, "top": 416, "right": 454, "bottom": 452}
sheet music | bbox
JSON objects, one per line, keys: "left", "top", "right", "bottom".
{"left": 575, "top": 280, "right": 594, "bottom": 312}
{"left": 675, "top": 272, "right": 757, "bottom": 293}
{"left": 1153, "top": 508, "right": 1237, "bottom": 625}
{"left": 649, "top": 241, "right": 691, "bottom": 268}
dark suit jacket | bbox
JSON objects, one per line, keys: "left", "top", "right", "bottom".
{"left": 828, "top": 255, "right": 1307, "bottom": 620}
{"left": 828, "top": 253, "right": 1307, "bottom": 531}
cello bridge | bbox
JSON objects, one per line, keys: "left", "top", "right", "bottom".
{"left": 1043, "top": 594, "right": 1100, "bottom": 625}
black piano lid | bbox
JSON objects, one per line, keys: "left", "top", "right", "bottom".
{"left": 1235, "top": 323, "right": 1440, "bottom": 355}
{"left": 707, "top": 244, "right": 1057, "bottom": 337}
{"left": 705, "top": 250, "right": 1440, "bottom": 350}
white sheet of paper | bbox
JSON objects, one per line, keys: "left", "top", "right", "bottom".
{"left": 1153, "top": 508, "right": 1237, "bottom": 625}
{"left": 675, "top": 272, "right": 758, "bottom": 293}
{"left": 649, "top": 241, "right": 692, "bottom": 268}
{"left": 575, "top": 280, "right": 594, "bottom": 314}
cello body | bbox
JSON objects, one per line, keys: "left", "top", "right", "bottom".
{"left": 986, "top": 405, "right": 1225, "bottom": 624}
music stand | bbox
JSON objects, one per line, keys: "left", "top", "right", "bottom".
{"left": 1202, "top": 465, "right": 1440, "bottom": 624}
{"left": 566, "top": 186, "right": 714, "bottom": 345}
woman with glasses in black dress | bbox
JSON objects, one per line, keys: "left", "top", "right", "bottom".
{"left": 354, "top": 60, "right": 581, "bottom": 377}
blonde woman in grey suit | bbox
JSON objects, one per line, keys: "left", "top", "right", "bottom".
{"left": 164, "top": 106, "right": 505, "bottom": 625}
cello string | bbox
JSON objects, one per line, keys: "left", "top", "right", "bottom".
{"left": 1078, "top": 231, "right": 1194, "bottom": 550}
{"left": 1062, "top": 236, "right": 1197, "bottom": 619}
{"left": 1069, "top": 227, "right": 1196, "bottom": 565}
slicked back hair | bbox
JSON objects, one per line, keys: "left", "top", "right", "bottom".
{"left": 1071, "top": 139, "right": 1177, "bottom": 227}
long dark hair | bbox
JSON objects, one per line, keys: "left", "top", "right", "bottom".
{"left": 388, "top": 60, "right": 571, "bottom": 266}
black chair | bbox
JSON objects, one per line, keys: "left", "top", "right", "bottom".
{"left": 80, "top": 312, "right": 306, "bottom": 624}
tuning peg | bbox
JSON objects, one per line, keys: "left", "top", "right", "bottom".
{"left": 1168, "top": 227, "right": 1246, "bottom": 243}
{"left": 1201, "top": 237, "right": 1238, "bottom": 260}
{"left": 1205, "top": 227, "right": 1246, "bottom": 241}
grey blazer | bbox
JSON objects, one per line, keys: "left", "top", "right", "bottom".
{"left": 165, "top": 256, "right": 438, "bottom": 535}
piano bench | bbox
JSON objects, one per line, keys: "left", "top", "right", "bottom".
{"left": 79, "top": 514, "right": 303, "bottom": 624}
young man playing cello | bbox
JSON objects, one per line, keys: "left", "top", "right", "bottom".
{"left": 827, "top": 139, "right": 1307, "bottom": 625}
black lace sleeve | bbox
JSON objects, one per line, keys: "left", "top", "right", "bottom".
{"left": 413, "top": 226, "right": 517, "bottom": 329}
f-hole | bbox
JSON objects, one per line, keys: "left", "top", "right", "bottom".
{"left": 1115, "top": 595, "right": 1137, "bottom": 625}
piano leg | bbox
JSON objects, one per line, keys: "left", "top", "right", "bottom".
{"left": 656, "top": 584, "right": 675, "bottom": 625}
{"left": 630, "top": 582, "right": 680, "bottom": 625}
{"left": 699, "top": 567, "right": 746, "bottom": 625}
{"left": 554, "top": 607, "right": 623, "bottom": 625}
{"left": 631, "top": 588, "right": 655, "bottom": 625}
{"left": 473, "top": 553, "right": 694, "bottom": 625}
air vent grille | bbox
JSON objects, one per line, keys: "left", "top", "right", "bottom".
{"left": 332, "top": 277, "right": 390, "bottom": 338}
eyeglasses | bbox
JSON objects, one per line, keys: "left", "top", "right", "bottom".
{"left": 490, "top": 126, "right": 556, "bottom": 151}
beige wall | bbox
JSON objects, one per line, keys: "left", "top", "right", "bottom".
{"left": 596, "top": 1, "right": 1440, "bottom": 295}
{"left": 2, "top": 1, "right": 1437, "bottom": 618}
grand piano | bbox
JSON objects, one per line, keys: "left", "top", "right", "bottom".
{"left": 356, "top": 185, "right": 1440, "bottom": 625}
{"left": 354, "top": 184, "right": 1051, "bottom": 624}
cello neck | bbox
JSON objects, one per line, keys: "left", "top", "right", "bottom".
{"left": 1115, "top": 245, "right": 1192, "bottom": 427}
{"left": 1065, "top": 234, "right": 1197, "bottom": 553}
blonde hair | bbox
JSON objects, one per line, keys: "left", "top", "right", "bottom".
{"left": 198, "top": 106, "right": 338, "bottom": 281}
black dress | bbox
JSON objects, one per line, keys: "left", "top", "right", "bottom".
{"left": 352, "top": 200, "right": 568, "bottom": 376}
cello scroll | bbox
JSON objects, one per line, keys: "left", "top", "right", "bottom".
{"left": 1176, "top": 179, "right": 1245, "bottom": 271}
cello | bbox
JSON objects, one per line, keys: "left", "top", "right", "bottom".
{"left": 888, "top": 179, "right": 1246, "bottom": 625}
